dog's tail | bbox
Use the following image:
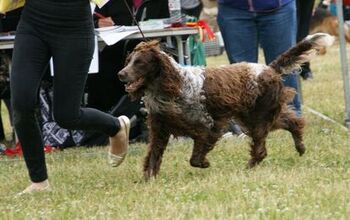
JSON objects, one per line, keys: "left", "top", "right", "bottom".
{"left": 269, "top": 33, "right": 334, "bottom": 75}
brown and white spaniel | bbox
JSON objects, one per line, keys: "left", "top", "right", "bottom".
{"left": 118, "top": 33, "right": 334, "bottom": 180}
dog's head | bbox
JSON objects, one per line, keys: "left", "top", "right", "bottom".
{"left": 118, "top": 40, "right": 182, "bottom": 100}
{"left": 118, "top": 41, "right": 163, "bottom": 99}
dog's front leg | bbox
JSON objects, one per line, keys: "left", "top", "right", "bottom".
{"left": 190, "top": 139, "right": 212, "bottom": 168}
{"left": 190, "top": 133, "right": 221, "bottom": 168}
{"left": 143, "top": 119, "right": 170, "bottom": 181}
{"left": 248, "top": 131, "right": 268, "bottom": 168}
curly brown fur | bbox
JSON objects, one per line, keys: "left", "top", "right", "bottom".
{"left": 118, "top": 35, "right": 333, "bottom": 180}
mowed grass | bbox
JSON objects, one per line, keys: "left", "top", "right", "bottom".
{"left": 1, "top": 44, "right": 350, "bottom": 219}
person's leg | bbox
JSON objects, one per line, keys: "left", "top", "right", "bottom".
{"left": 3, "top": 98, "right": 13, "bottom": 126}
{"left": 300, "top": 62, "right": 313, "bottom": 80}
{"left": 2, "top": 98, "right": 15, "bottom": 145}
{"left": 87, "top": 42, "right": 127, "bottom": 112}
{"left": 296, "top": 0, "right": 315, "bottom": 41}
{"left": 258, "top": 1, "right": 302, "bottom": 116}
{"left": 182, "top": 2, "right": 203, "bottom": 19}
{"left": 258, "top": 2, "right": 296, "bottom": 64}
{"left": 217, "top": 4, "right": 258, "bottom": 63}
{"left": 217, "top": 5, "right": 258, "bottom": 134}
{"left": 11, "top": 22, "right": 51, "bottom": 183}
{"left": 50, "top": 36, "right": 119, "bottom": 135}
{"left": 0, "top": 55, "right": 6, "bottom": 141}
{"left": 50, "top": 36, "right": 130, "bottom": 161}
{"left": 296, "top": 0, "right": 315, "bottom": 80}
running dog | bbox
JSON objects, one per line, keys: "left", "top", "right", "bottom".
{"left": 118, "top": 33, "right": 334, "bottom": 180}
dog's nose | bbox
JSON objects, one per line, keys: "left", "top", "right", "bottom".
{"left": 118, "top": 69, "right": 127, "bottom": 82}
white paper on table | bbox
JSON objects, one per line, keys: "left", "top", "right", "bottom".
{"left": 97, "top": 30, "right": 139, "bottom": 46}
{"left": 90, "top": 0, "right": 110, "bottom": 8}
{"left": 50, "top": 37, "right": 99, "bottom": 75}
{"left": 0, "top": 35, "right": 15, "bottom": 40}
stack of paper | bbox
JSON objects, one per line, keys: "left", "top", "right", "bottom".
{"left": 139, "top": 19, "right": 170, "bottom": 30}
{"left": 95, "top": 26, "right": 138, "bottom": 46}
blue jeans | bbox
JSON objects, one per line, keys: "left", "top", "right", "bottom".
{"left": 217, "top": 0, "right": 301, "bottom": 116}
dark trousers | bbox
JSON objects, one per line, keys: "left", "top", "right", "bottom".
{"left": 87, "top": 42, "right": 127, "bottom": 112}
{"left": 296, "top": 0, "right": 316, "bottom": 42}
{"left": 11, "top": 18, "right": 120, "bottom": 182}
{"left": 182, "top": 3, "right": 203, "bottom": 19}
{"left": 0, "top": 8, "right": 21, "bottom": 142}
{"left": 296, "top": 0, "right": 315, "bottom": 76}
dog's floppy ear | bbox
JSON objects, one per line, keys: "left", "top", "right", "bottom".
{"left": 154, "top": 49, "right": 183, "bottom": 98}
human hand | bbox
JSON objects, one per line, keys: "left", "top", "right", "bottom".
{"left": 98, "top": 17, "right": 115, "bottom": 27}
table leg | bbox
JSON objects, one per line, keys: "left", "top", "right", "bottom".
{"left": 175, "top": 36, "right": 184, "bottom": 65}
{"left": 185, "top": 37, "right": 191, "bottom": 65}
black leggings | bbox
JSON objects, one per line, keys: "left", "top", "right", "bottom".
{"left": 11, "top": 0, "right": 120, "bottom": 182}
{"left": 296, "top": 0, "right": 315, "bottom": 41}
{"left": 182, "top": 3, "right": 203, "bottom": 19}
{"left": 296, "top": 0, "right": 315, "bottom": 74}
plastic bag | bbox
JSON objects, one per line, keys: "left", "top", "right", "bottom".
{"left": 188, "top": 35, "right": 207, "bottom": 66}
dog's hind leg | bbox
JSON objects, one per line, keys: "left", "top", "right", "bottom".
{"left": 248, "top": 129, "right": 269, "bottom": 168}
{"left": 272, "top": 109, "right": 305, "bottom": 156}
{"left": 143, "top": 122, "right": 170, "bottom": 181}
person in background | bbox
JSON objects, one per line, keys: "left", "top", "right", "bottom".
{"left": 200, "top": 0, "right": 219, "bottom": 32}
{"left": 89, "top": 0, "right": 140, "bottom": 113}
{"left": 181, "top": 0, "right": 203, "bottom": 19}
{"left": 89, "top": 0, "right": 169, "bottom": 113}
{"left": 88, "top": 0, "right": 169, "bottom": 142}
{"left": 0, "top": 51, "right": 12, "bottom": 142}
{"left": 11, "top": 0, "right": 130, "bottom": 195}
{"left": 217, "top": 0, "right": 302, "bottom": 117}
{"left": 296, "top": 0, "right": 315, "bottom": 80}
{"left": 0, "top": 8, "right": 23, "bottom": 145}
{"left": 319, "top": 0, "right": 350, "bottom": 19}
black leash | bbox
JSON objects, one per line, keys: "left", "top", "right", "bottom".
{"left": 121, "top": 0, "right": 178, "bottom": 57}
{"left": 122, "top": 0, "right": 146, "bottom": 40}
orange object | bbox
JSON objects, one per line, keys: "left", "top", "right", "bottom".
{"left": 186, "top": 20, "right": 215, "bottom": 42}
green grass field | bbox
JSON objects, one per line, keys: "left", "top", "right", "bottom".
{"left": 1, "top": 44, "right": 350, "bottom": 219}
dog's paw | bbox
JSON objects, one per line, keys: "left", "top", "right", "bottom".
{"left": 190, "top": 158, "right": 210, "bottom": 168}
{"left": 297, "top": 145, "right": 305, "bottom": 156}
{"left": 143, "top": 169, "right": 157, "bottom": 181}
{"left": 143, "top": 171, "right": 152, "bottom": 181}
{"left": 247, "top": 159, "right": 258, "bottom": 169}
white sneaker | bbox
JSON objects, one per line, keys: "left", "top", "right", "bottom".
{"left": 108, "top": 116, "right": 130, "bottom": 167}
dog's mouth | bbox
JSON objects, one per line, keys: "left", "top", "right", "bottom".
{"left": 125, "top": 77, "right": 145, "bottom": 93}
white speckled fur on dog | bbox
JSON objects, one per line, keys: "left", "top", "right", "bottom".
{"left": 171, "top": 57, "right": 214, "bottom": 128}
{"left": 144, "top": 54, "right": 214, "bottom": 129}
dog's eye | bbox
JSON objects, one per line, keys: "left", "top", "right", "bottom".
{"left": 133, "top": 58, "right": 142, "bottom": 65}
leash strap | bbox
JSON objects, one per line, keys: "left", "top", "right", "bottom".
{"left": 122, "top": 0, "right": 146, "bottom": 40}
